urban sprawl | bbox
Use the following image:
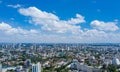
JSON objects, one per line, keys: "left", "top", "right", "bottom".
{"left": 0, "top": 43, "right": 120, "bottom": 72}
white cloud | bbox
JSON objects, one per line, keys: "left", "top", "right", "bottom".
{"left": 1, "top": 6, "right": 120, "bottom": 43}
{"left": 78, "top": 29, "right": 120, "bottom": 43}
{"left": 0, "top": 22, "right": 120, "bottom": 43}
{"left": 0, "top": 22, "right": 38, "bottom": 35}
{"left": 67, "top": 14, "right": 85, "bottom": 25}
{"left": 82, "top": 29, "right": 106, "bottom": 37}
{"left": 91, "top": 20, "right": 119, "bottom": 31}
{"left": 7, "top": 4, "right": 21, "bottom": 8}
{"left": 17, "top": 7, "right": 120, "bottom": 43}
{"left": 19, "top": 7, "right": 85, "bottom": 34}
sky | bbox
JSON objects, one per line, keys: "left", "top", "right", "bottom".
{"left": 0, "top": 0, "right": 120, "bottom": 43}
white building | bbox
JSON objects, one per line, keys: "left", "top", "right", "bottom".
{"left": 32, "top": 62, "right": 41, "bottom": 72}
{"left": 112, "top": 58, "right": 120, "bottom": 65}
{"left": 104, "top": 59, "right": 112, "bottom": 65}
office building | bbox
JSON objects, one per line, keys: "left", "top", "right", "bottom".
{"left": 32, "top": 62, "right": 41, "bottom": 72}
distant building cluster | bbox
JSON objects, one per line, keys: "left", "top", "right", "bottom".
{"left": 0, "top": 43, "right": 120, "bottom": 72}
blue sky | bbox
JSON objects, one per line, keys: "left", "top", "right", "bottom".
{"left": 0, "top": 0, "right": 120, "bottom": 43}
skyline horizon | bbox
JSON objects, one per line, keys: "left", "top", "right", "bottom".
{"left": 0, "top": 42, "right": 120, "bottom": 44}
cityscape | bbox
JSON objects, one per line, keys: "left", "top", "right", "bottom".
{"left": 0, "top": 0, "right": 120, "bottom": 72}
{"left": 0, "top": 43, "right": 120, "bottom": 72}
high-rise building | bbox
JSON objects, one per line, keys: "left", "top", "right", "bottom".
{"left": 26, "top": 59, "right": 31, "bottom": 68}
{"left": 0, "top": 64, "right": 2, "bottom": 72}
{"left": 32, "top": 62, "right": 41, "bottom": 72}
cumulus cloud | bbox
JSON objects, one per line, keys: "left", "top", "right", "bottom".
{"left": 82, "top": 29, "right": 106, "bottom": 37}
{"left": 17, "top": 7, "right": 120, "bottom": 43}
{"left": 1, "top": 6, "right": 120, "bottom": 43}
{"left": 19, "top": 7, "right": 85, "bottom": 34}
{"left": 0, "top": 22, "right": 120, "bottom": 43}
{"left": 91, "top": 20, "right": 119, "bottom": 31}
{"left": 7, "top": 4, "right": 21, "bottom": 8}
{"left": 0, "top": 22, "right": 38, "bottom": 35}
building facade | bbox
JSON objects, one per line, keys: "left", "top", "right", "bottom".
{"left": 32, "top": 62, "right": 41, "bottom": 72}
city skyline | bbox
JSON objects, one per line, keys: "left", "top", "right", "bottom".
{"left": 0, "top": 0, "right": 120, "bottom": 43}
